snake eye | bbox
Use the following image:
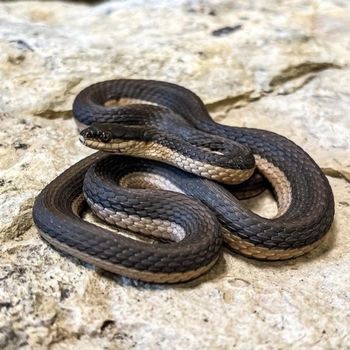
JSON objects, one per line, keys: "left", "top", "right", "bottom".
{"left": 99, "top": 131, "right": 112, "bottom": 143}
{"left": 80, "top": 128, "right": 92, "bottom": 139}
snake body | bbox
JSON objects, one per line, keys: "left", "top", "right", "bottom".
{"left": 32, "top": 79, "right": 334, "bottom": 283}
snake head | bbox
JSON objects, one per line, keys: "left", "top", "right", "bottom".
{"left": 79, "top": 123, "right": 158, "bottom": 153}
{"left": 80, "top": 124, "right": 114, "bottom": 144}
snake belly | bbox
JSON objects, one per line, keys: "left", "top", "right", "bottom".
{"left": 32, "top": 79, "right": 335, "bottom": 283}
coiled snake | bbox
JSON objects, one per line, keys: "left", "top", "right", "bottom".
{"left": 32, "top": 79, "right": 334, "bottom": 283}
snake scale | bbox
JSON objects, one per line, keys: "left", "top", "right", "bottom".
{"left": 32, "top": 79, "right": 334, "bottom": 283}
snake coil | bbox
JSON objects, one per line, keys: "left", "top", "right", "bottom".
{"left": 33, "top": 79, "right": 334, "bottom": 283}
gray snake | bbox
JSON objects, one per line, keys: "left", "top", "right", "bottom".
{"left": 32, "top": 79, "right": 335, "bottom": 283}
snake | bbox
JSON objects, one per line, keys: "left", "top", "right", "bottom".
{"left": 32, "top": 79, "right": 335, "bottom": 283}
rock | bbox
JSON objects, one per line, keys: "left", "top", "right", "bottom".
{"left": 0, "top": 0, "right": 349, "bottom": 349}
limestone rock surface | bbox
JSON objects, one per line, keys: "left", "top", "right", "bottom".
{"left": 0, "top": 1, "right": 349, "bottom": 349}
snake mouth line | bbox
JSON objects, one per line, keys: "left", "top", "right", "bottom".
{"left": 78, "top": 134, "right": 86, "bottom": 144}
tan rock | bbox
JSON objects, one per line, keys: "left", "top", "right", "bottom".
{"left": 0, "top": 1, "right": 349, "bottom": 349}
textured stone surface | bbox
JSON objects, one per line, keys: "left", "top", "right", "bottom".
{"left": 0, "top": 1, "right": 349, "bottom": 349}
